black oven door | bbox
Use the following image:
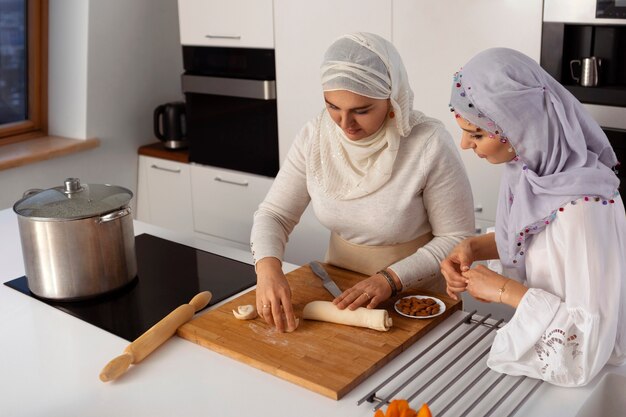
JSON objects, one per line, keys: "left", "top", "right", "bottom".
{"left": 597, "top": 0, "right": 626, "bottom": 18}
{"left": 183, "top": 75, "right": 279, "bottom": 178}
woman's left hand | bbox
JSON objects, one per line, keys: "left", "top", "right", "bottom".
{"left": 462, "top": 264, "right": 507, "bottom": 303}
{"left": 332, "top": 274, "right": 391, "bottom": 310}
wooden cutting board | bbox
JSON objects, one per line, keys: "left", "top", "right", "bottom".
{"left": 177, "top": 263, "right": 462, "bottom": 400}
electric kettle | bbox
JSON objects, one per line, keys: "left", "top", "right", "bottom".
{"left": 153, "top": 101, "right": 188, "bottom": 149}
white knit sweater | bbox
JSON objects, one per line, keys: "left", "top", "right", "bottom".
{"left": 251, "top": 114, "right": 476, "bottom": 290}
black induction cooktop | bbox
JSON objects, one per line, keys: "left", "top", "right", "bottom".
{"left": 4, "top": 233, "right": 257, "bottom": 341}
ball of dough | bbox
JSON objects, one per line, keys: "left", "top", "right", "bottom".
{"left": 232, "top": 304, "right": 258, "bottom": 320}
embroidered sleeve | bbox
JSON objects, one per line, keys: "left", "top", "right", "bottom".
{"left": 487, "top": 197, "right": 625, "bottom": 387}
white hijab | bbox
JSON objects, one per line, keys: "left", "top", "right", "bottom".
{"left": 311, "top": 32, "right": 424, "bottom": 200}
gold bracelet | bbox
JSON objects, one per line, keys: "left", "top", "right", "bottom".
{"left": 498, "top": 279, "right": 510, "bottom": 303}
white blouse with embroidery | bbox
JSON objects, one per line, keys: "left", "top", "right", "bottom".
{"left": 487, "top": 195, "right": 626, "bottom": 386}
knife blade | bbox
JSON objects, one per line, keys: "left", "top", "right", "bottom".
{"left": 309, "top": 261, "right": 343, "bottom": 298}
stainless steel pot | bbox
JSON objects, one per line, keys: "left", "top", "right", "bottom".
{"left": 13, "top": 178, "right": 137, "bottom": 300}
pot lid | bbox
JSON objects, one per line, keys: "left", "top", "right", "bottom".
{"left": 13, "top": 178, "right": 133, "bottom": 220}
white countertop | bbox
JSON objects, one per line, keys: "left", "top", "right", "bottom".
{"left": 1, "top": 207, "right": 623, "bottom": 417}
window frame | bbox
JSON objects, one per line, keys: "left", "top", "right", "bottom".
{"left": 0, "top": 0, "right": 48, "bottom": 144}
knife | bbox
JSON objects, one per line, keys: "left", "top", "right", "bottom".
{"left": 309, "top": 261, "right": 343, "bottom": 298}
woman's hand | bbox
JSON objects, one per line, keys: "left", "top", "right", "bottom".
{"left": 461, "top": 264, "right": 506, "bottom": 303}
{"left": 463, "top": 265, "right": 527, "bottom": 307}
{"left": 333, "top": 273, "right": 392, "bottom": 310}
{"left": 255, "top": 257, "right": 298, "bottom": 332}
{"left": 440, "top": 238, "right": 475, "bottom": 300}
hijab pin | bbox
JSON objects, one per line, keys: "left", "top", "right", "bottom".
{"left": 489, "top": 134, "right": 495, "bottom": 139}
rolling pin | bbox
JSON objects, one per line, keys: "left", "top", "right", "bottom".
{"left": 99, "top": 290, "right": 212, "bottom": 382}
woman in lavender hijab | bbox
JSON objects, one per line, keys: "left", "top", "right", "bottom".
{"left": 442, "top": 47, "right": 626, "bottom": 386}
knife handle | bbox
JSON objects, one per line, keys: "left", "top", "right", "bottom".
{"left": 99, "top": 291, "right": 212, "bottom": 382}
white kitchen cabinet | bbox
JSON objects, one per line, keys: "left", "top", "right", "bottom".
{"left": 191, "top": 164, "right": 272, "bottom": 246}
{"left": 178, "top": 0, "right": 274, "bottom": 48}
{"left": 136, "top": 156, "right": 194, "bottom": 233}
{"left": 273, "top": 0, "right": 392, "bottom": 163}
{"left": 191, "top": 164, "right": 329, "bottom": 265}
{"left": 393, "top": 0, "right": 543, "bottom": 223}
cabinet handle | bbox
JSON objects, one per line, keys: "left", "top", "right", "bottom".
{"left": 214, "top": 176, "right": 249, "bottom": 187}
{"left": 205, "top": 34, "right": 241, "bottom": 40}
{"left": 150, "top": 164, "right": 181, "bottom": 174}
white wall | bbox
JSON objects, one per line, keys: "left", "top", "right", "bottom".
{"left": 393, "top": 0, "right": 544, "bottom": 223}
{"left": 0, "top": 0, "right": 183, "bottom": 210}
{"left": 48, "top": 0, "right": 88, "bottom": 139}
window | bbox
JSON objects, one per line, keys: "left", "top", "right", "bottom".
{"left": 0, "top": 0, "right": 47, "bottom": 143}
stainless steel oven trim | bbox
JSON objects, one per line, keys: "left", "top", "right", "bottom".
{"left": 181, "top": 75, "right": 276, "bottom": 100}
{"left": 544, "top": 0, "right": 626, "bottom": 24}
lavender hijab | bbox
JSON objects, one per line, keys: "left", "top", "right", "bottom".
{"left": 449, "top": 48, "right": 619, "bottom": 270}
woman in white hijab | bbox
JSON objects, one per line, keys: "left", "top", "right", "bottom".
{"left": 251, "top": 33, "right": 475, "bottom": 332}
{"left": 443, "top": 48, "right": 625, "bottom": 386}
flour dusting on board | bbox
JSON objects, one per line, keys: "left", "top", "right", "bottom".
{"left": 247, "top": 322, "right": 289, "bottom": 346}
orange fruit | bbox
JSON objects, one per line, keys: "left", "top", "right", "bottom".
{"left": 385, "top": 400, "right": 400, "bottom": 417}
{"left": 416, "top": 403, "right": 432, "bottom": 417}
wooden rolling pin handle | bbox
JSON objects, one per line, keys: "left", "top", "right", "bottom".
{"left": 99, "top": 290, "right": 212, "bottom": 382}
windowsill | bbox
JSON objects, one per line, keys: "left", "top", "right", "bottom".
{"left": 0, "top": 136, "right": 100, "bottom": 171}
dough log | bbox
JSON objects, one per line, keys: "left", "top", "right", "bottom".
{"left": 302, "top": 301, "right": 392, "bottom": 331}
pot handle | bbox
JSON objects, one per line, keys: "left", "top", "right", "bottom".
{"left": 22, "top": 188, "right": 43, "bottom": 198}
{"left": 99, "top": 207, "right": 131, "bottom": 224}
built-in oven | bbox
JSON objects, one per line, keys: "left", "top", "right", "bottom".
{"left": 182, "top": 46, "right": 279, "bottom": 178}
{"left": 542, "top": 0, "right": 626, "bottom": 192}
{"left": 597, "top": 0, "right": 626, "bottom": 18}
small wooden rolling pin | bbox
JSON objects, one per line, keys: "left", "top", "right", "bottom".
{"left": 99, "top": 291, "right": 212, "bottom": 382}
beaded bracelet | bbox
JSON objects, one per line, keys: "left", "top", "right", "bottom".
{"left": 378, "top": 269, "right": 399, "bottom": 298}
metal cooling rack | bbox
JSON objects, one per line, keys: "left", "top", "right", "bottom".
{"left": 357, "top": 310, "right": 544, "bottom": 416}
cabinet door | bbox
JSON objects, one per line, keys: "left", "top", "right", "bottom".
{"left": 191, "top": 165, "right": 273, "bottom": 244}
{"left": 393, "top": 0, "right": 543, "bottom": 223}
{"left": 273, "top": 0, "right": 392, "bottom": 163}
{"left": 178, "top": 0, "right": 274, "bottom": 48}
{"left": 137, "top": 156, "right": 194, "bottom": 233}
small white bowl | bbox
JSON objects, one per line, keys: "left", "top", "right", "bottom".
{"left": 394, "top": 295, "right": 446, "bottom": 319}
